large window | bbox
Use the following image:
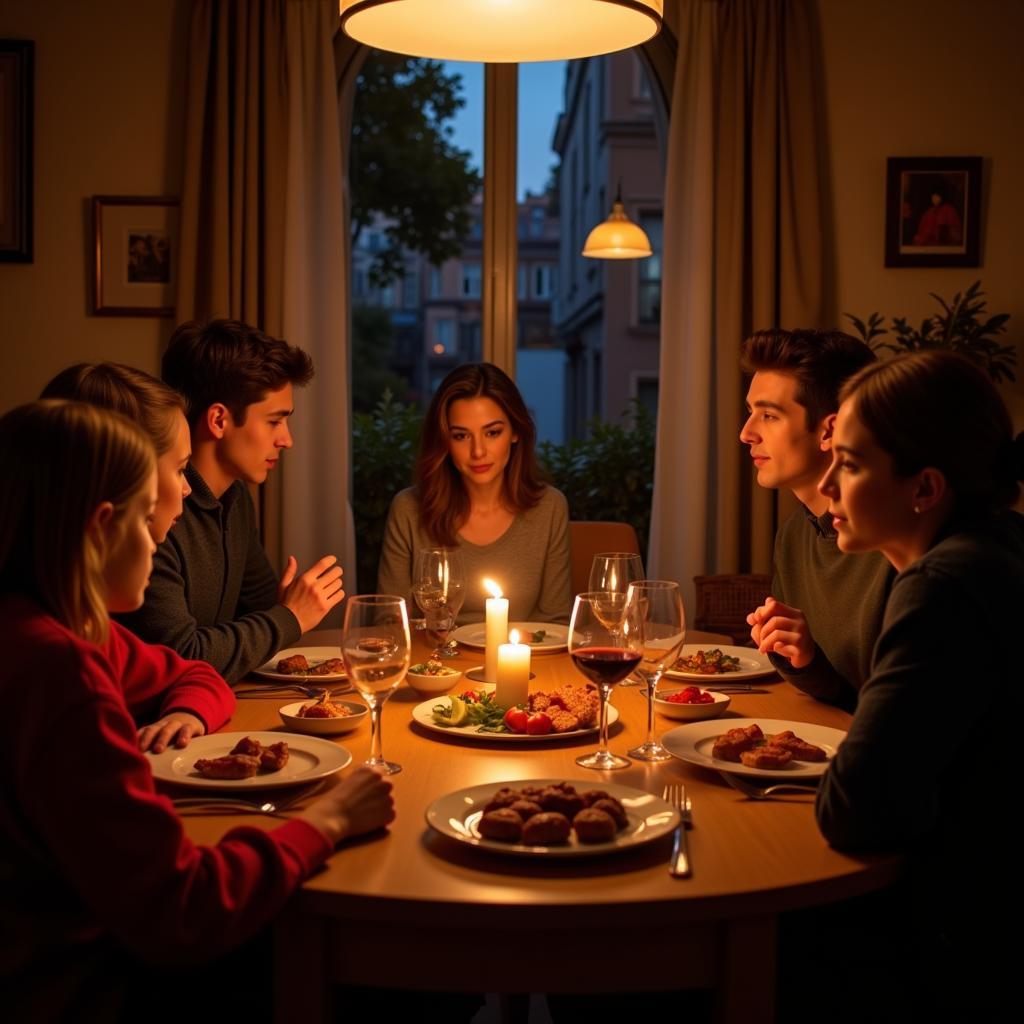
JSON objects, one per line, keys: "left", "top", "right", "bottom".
{"left": 637, "top": 211, "right": 663, "bottom": 325}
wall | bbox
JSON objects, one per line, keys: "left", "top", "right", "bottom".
{"left": 817, "top": 0, "right": 1024, "bottom": 420}
{"left": 0, "top": 0, "right": 188, "bottom": 413}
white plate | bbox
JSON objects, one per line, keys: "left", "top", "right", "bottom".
{"left": 412, "top": 689, "right": 619, "bottom": 743}
{"left": 147, "top": 730, "right": 352, "bottom": 790}
{"left": 451, "top": 622, "right": 569, "bottom": 653}
{"left": 425, "top": 778, "right": 679, "bottom": 858}
{"left": 253, "top": 646, "right": 347, "bottom": 682}
{"left": 663, "top": 644, "right": 776, "bottom": 682}
{"left": 661, "top": 718, "right": 845, "bottom": 778}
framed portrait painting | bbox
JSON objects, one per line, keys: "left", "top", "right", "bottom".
{"left": 885, "top": 156, "right": 982, "bottom": 268}
{"left": 93, "top": 195, "right": 179, "bottom": 316}
{"left": 0, "top": 40, "right": 34, "bottom": 262}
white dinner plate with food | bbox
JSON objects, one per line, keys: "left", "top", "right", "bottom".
{"left": 411, "top": 692, "right": 619, "bottom": 743}
{"left": 147, "top": 731, "right": 352, "bottom": 790}
{"left": 425, "top": 778, "right": 679, "bottom": 858}
{"left": 661, "top": 718, "right": 845, "bottom": 779}
{"left": 662, "top": 644, "right": 776, "bottom": 682}
{"left": 253, "top": 646, "right": 348, "bottom": 682}
{"left": 451, "top": 622, "right": 569, "bottom": 653}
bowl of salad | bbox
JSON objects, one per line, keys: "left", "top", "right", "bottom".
{"left": 648, "top": 685, "right": 731, "bottom": 721}
{"left": 406, "top": 660, "right": 463, "bottom": 696}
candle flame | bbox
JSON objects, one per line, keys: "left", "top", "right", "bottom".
{"left": 483, "top": 578, "right": 503, "bottom": 599}
{"left": 509, "top": 629, "right": 520, "bottom": 644}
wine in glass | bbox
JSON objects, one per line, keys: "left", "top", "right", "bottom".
{"left": 568, "top": 591, "right": 643, "bottom": 771}
{"left": 341, "top": 595, "right": 411, "bottom": 775}
{"left": 588, "top": 552, "right": 645, "bottom": 684}
{"left": 627, "top": 580, "right": 686, "bottom": 762}
{"left": 411, "top": 548, "right": 465, "bottom": 659}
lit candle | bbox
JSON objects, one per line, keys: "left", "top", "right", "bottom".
{"left": 496, "top": 628, "right": 530, "bottom": 708}
{"left": 483, "top": 578, "right": 508, "bottom": 683}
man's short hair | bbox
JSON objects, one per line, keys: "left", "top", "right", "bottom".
{"left": 741, "top": 329, "right": 875, "bottom": 429}
{"left": 162, "top": 319, "right": 314, "bottom": 428}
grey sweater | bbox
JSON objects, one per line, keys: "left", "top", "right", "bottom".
{"left": 377, "top": 486, "right": 572, "bottom": 623}
{"left": 118, "top": 466, "right": 301, "bottom": 683}
{"left": 770, "top": 506, "right": 894, "bottom": 709}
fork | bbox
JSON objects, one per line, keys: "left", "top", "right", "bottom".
{"left": 718, "top": 771, "right": 819, "bottom": 800}
{"left": 172, "top": 784, "right": 322, "bottom": 818}
{"left": 661, "top": 783, "right": 692, "bottom": 878}
{"left": 235, "top": 684, "right": 352, "bottom": 699}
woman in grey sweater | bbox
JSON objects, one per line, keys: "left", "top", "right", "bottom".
{"left": 378, "top": 364, "right": 571, "bottom": 623}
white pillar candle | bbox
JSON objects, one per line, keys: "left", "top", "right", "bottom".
{"left": 483, "top": 578, "right": 508, "bottom": 683}
{"left": 496, "top": 629, "right": 530, "bottom": 708}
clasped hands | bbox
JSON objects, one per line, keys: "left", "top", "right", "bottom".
{"left": 747, "top": 596, "right": 816, "bottom": 669}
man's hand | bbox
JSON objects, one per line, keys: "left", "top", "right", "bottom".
{"left": 747, "top": 596, "right": 816, "bottom": 669}
{"left": 138, "top": 712, "right": 206, "bottom": 754}
{"left": 279, "top": 554, "right": 345, "bottom": 633}
{"left": 298, "top": 767, "right": 396, "bottom": 846}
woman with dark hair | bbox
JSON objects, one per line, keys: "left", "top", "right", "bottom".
{"left": 378, "top": 363, "right": 571, "bottom": 622}
{"left": 813, "top": 350, "right": 1024, "bottom": 1015}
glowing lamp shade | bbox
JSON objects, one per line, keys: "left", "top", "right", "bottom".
{"left": 340, "top": 1, "right": 663, "bottom": 63}
{"left": 582, "top": 201, "right": 653, "bottom": 260}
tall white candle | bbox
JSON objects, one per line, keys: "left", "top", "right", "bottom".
{"left": 496, "top": 629, "right": 530, "bottom": 708}
{"left": 483, "top": 578, "right": 508, "bottom": 683}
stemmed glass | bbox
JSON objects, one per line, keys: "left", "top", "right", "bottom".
{"left": 412, "top": 548, "right": 465, "bottom": 659}
{"left": 589, "top": 552, "right": 645, "bottom": 684}
{"left": 568, "top": 591, "right": 643, "bottom": 771}
{"left": 627, "top": 580, "right": 686, "bottom": 762}
{"left": 341, "top": 595, "right": 411, "bottom": 775}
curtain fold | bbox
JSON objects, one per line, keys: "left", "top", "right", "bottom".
{"left": 177, "top": 0, "right": 355, "bottom": 614}
{"left": 648, "top": 0, "right": 827, "bottom": 613}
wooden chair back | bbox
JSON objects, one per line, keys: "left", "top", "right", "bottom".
{"left": 692, "top": 573, "right": 772, "bottom": 646}
{"left": 569, "top": 520, "right": 642, "bottom": 598}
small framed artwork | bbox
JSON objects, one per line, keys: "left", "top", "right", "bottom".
{"left": 0, "top": 40, "right": 34, "bottom": 263}
{"left": 93, "top": 195, "right": 180, "bottom": 316}
{"left": 885, "top": 156, "right": 982, "bottom": 268}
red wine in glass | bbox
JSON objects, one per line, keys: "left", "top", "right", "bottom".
{"left": 571, "top": 646, "right": 642, "bottom": 687}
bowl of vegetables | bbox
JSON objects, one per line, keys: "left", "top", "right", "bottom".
{"left": 406, "top": 660, "right": 462, "bottom": 696}
{"left": 649, "top": 685, "right": 731, "bottom": 721}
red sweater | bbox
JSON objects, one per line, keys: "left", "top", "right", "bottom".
{"left": 0, "top": 595, "right": 332, "bottom": 1013}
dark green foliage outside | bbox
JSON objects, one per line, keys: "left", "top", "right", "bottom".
{"left": 845, "top": 280, "right": 1016, "bottom": 383}
{"left": 351, "top": 305, "right": 409, "bottom": 412}
{"left": 352, "top": 397, "right": 656, "bottom": 593}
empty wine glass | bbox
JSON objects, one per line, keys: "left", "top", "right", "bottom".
{"left": 341, "top": 595, "right": 411, "bottom": 775}
{"left": 589, "top": 552, "right": 645, "bottom": 684}
{"left": 568, "top": 591, "right": 642, "bottom": 771}
{"left": 412, "top": 548, "right": 465, "bottom": 659}
{"left": 627, "top": 580, "right": 686, "bottom": 762}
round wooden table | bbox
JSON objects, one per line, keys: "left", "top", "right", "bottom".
{"left": 182, "top": 630, "right": 900, "bottom": 1022}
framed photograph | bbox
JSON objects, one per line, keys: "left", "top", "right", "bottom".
{"left": 92, "top": 195, "right": 180, "bottom": 316}
{"left": 0, "top": 40, "right": 34, "bottom": 262}
{"left": 885, "top": 156, "right": 982, "bottom": 268}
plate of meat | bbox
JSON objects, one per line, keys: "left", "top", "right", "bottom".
{"left": 663, "top": 645, "right": 776, "bottom": 682}
{"left": 147, "top": 731, "right": 352, "bottom": 790}
{"left": 253, "top": 646, "right": 348, "bottom": 682}
{"left": 425, "top": 779, "right": 679, "bottom": 858}
{"left": 661, "top": 718, "right": 846, "bottom": 778}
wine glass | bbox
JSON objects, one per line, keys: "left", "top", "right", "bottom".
{"left": 411, "top": 548, "right": 465, "bottom": 659}
{"left": 568, "top": 591, "right": 642, "bottom": 771}
{"left": 589, "top": 552, "right": 645, "bottom": 684}
{"left": 627, "top": 580, "right": 686, "bottom": 762}
{"left": 341, "top": 595, "right": 411, "bottom": 775}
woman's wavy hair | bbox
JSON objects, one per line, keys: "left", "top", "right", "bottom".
{"left": 840, "top": 350, "right": 1023, "bottom": 514}
{"left": 415, "top": 363, "right": 546, "bottom": 546}
{"left": 0, "top": 401, "right": 155, "bottom": 644}
{"left": 41, "top": 361, "right": 185, "bottom": 455}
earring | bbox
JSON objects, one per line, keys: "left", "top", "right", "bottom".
{"left": 913, "top": 505, "right": 921, "bottom": 514}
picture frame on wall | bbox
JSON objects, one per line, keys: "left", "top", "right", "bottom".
{"left": 885, "top": 156, "right": 982, "bottom": 268}
{"left": 93, "top": 195, "right": 180, "bottom": 316}
{"left": 0, "top": 40, "right": 34, "bottom": 263}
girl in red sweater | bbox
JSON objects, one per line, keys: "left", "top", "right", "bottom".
{"left": 0, "top": 400, "right": 394, "bottom": 1019}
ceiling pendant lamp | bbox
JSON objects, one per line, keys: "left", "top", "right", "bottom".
{"left": 582, "top": 185, "right": 652, "bottom": 259}
{"left": 339, "top": 1, "right": 663, "bottom": 63}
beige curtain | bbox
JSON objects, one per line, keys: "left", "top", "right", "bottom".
{"left": 648, "top": 0, "right": 827, "bottom": 612}
{"left": 177, "top": 0, "right": 355, "bottom": 612}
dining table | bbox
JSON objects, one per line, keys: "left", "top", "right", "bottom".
{"left": 176, "top": 628, "right": 901, "bottom": 1023}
